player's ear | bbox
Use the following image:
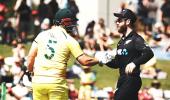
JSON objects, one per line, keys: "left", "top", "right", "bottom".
{"left": 125, "top": 19, "right": 131, "bottom": 25}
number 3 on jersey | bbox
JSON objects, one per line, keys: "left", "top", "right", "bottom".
{"left": 44, "top": 39, "right": 57, "bottom": 60}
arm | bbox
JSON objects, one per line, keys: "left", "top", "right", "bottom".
{"left": 125, "top": 37, "right": 154, "bottom": 74}
{"left": 27, "top": 41, "right": 38, "bottom": 72}
{"left": 133, "top": 37, "right": 154, "bottom": 66}
{"left": 77, "top": 51, "right": 115, "bottom": 67}
{"left": 106, "top": 56, "right": 119, "bottom": 69}
{"left": 67, "top": 36, "right": 99, "bottom": 66}
{"left": 77, "top": 54, "right": 99, "bottom": 66}
{"left": 68, "top": 36, "right": 113, "bottom": 66}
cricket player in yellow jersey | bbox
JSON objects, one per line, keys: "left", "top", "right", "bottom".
{"left": 27, "top": 8, "right": 113, "bottom": 100}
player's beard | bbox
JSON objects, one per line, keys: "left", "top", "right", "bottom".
{"left": 118, "top": 24, "right": 127, "bottom": 35}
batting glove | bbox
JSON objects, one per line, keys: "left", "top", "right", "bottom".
{"left": 95, "top": 52, "right": 114, "bottom": 64}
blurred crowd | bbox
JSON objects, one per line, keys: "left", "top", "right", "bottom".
{"left": 0, "top": 0, "right": 170, "bottom": 100}
{"left": 0, "top": 0, "right": 170, "bottom": 52}
{"left": 0, "top": 0, "right": 79, "bottom": 44}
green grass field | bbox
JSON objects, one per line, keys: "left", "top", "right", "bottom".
{"left": 0, "top": 43, "right": 170, "bottom": 90}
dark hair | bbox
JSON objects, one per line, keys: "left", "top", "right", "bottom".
{"left": 127, "top": 19, "right": 136, "bottom": 28}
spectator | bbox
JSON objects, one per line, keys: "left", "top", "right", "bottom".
{"left": 137, "top": 0, "right": 155, "bottom": 32}
{"left": 38, "top": 0, "right": 52, "bottom": 23}
{"left": 149, "top": 22, "right": 163, "bottom": 48}
{"left": 11, "top": 83, "right": 31, "bottom": 100}
{"left": 48, "top": 0, "right": 59, "bottom": 25}
{"left": 12, "top": 42, "right": 26, "bottom": 62}
{"left": 138, "top": 87, "right": 153, "bottom": 100}
{"left": 10, "top": 58, "right": 23, "bottom": 85}
{"left": 125, "top": 0, "right": 138, "bottom": 12}
{"left": 0, "top": 1, "right": 8, "bottom": 29}
{"left": 141, "top": 56, "right": 167, "bottom": 79}
{"left": 32, "top": 10, "right": 40, "bottom": 39}
{"left": 68, "top": 79, "right": 79, "bottom": 100}
{"left": 67, "top": 0, "right": 79, "bottom": 19}
{"left": 147, "top": 0, "right": 158, "bottom": 26}
{"left": 94, "top": 18, "right": 114, "bottom": 51}
{"left": 85, "top": 20, "right": 96, "bottom": 35}
{"left": 0, "top": 55, "right": 13, "bottom": 83}
{"left": 66, "top": 61, "right": 83, "bottom": 79}
{"left": 84, "top": 21, "right": 99, "bottom": 55}
{"left": 148, "top": 79, "right": 164, "bottom": 100}
{"left": 160, "top": 0, "right": 170, "bottom": 35}
{"left": 1, "top": 21, "right": 16, "bottom": 44}
{"left": 94, "top": 18, "right": 113, "bottom": 51}
{"left": 140, "top": 57, "right": 157, "bottom": 79}
{"left": 11, "top": 39, "right": 18, "bottom": 48}
{"left": 83, "top": 33, "right": 98, "bottom": 56}
{"left": 78, "top": 66, "right": 96, "bottom": 100}
{"left": 40, "top": 18, "right": 50, "bottom": 31}
{"left": 16, "top": 0, "right": 32, "bottom": 43}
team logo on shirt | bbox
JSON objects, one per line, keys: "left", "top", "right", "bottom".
{"left": 117, "top": 48, "right": 128, "bottom": 56}
{"left": 125, "top": 40, "right": 132, "bottom": 45}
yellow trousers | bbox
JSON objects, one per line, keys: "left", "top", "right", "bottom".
{"left": 32, "top": 83, "right": 68, "bottom": 100}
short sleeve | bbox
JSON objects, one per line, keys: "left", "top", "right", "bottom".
{"left": 34, "top": 34, "right": 41, "bottom": 43}
{"left": 67, "top": 37, "right": 83, "bottom": 58}
{"left": 34, "top": 32, "right": 44, "bottom": 44}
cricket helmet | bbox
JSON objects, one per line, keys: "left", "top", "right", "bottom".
{"left": 54, "top": 8, "right": 78, "bottom": 34}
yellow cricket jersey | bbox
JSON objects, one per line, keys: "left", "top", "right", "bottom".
{"left": 32, "top": 26, "right": 83, "bottom": 83}
{"left": 80, "top": 72, "right": 96, "bottom": 84}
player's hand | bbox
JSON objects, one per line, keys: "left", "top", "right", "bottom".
{"left": 95, "top": 52, "right": 114, "bottom": 65}
{"left": 125, "top": 62, "right": 136, "bottom": 74}
{"left": 25, "top": 70, "right": 33, "bottom": 81}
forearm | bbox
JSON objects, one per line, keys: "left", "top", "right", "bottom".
{"left": 83, "top": 59, "right": 99, "bottom": 66}
{"left": 27, "top": 41, "right": 38, "bottom": 72}
{"left": 77, "top": 54, "right": 99, "bottom": 66}
{"left": 27, "top": 56, "right": 35, "bottom": 72}
{"left": 106, "top": 59, "right": 119, "bottom": 69}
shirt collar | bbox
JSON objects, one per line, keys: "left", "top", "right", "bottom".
{"left": 123, "top": 30, "right": 135, "bottom": 39}
{"left": 52, "top": 26, "right": 68, "bottom": 34}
